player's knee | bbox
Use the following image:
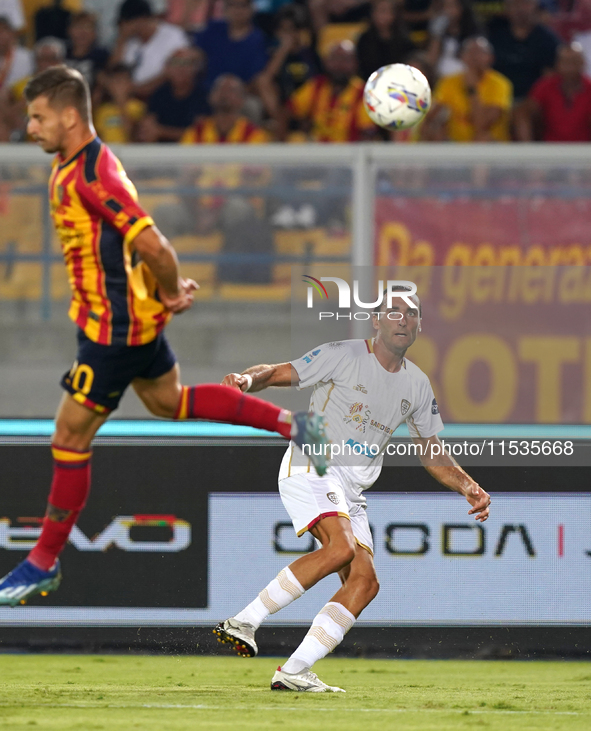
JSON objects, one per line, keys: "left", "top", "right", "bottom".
{"left": 327, "top": 539, "right": 356, "bottom": 572}
{"left": 52, "top": 424, "right": 90, "bottom": 452}
{"left": 352, "top": 574, "right": 380, "bottom": 602}
{"left": 367, "top": 576, "right": 380, "bottom": 601}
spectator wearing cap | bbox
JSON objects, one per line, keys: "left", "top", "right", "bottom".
{"left": 0, "top": 16, "right": 33, "bottom": 91}
{"left": 488, "top": 0, "right": 560, "bottom": 101}
{"left": 109, "top": 0, "right": 189, "bottom": 97}
{"left": 138, "top": 47, "right": 209, "bottom": 142}
{"left": 66, "top": 12, "right": 108, "bottom": 88}
{"left": 516, "top": 42, "right": 591, "bottom": 140}
{"left": 193, "top": 0, "right": 268, "bottom": 91}
{"left": 94, "top": 63, "right": 146, "bottom": 141}
{"left": 0, "top": 0, "right": 24, "bottom": 32}
{"left": 181, "top": 73, "right": 270, "bottom": 142}
{"left": 426, "top": 36, "right": 513, "bottom": 141}
{"left": 285, "top": 40, "right": 378, "bottom": 142}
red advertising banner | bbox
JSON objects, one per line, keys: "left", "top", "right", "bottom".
{"left": 375, "top": 197, "right": 591, "bottom": 267}
{"left": 372, "top": 197, "right": 591, "bottom": 423}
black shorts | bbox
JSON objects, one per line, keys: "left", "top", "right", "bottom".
{"left": 61, "top": 329, "right": 177, "bottom": 414}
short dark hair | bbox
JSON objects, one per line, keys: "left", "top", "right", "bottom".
{"left": 24, "top": 65, "right": 91, "bottom": 122}
{"left": 373, "top": 285, "right": 422, "bottom": 315}
{"left": 118, "top": 0, "right": 152, "bottom": 22}
{"left": 69, "top": 11, "right": 98, "bottom": 28}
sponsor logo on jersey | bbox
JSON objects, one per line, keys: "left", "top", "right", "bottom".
{"left": 328, "top": 341, "right": 344, "bottom": 349}
{"left": 326, "top": 492, "right": 340, "bottom": 505}
{"left": 353, "top": 383, "right": 368, "bottom": 394}
{"left": 369, "top": 419, "right": 394, "bottom": 436}
{"left": 401, "top": 399, "right": 411, "bottom": 416}
{"left": 343, "top": 401, "right": 371, "bottom": 433}
{"left": 302, "top": 349, "right": 321, "bottom": 364}
{"left": 431, "top": 398, "right": 439, "bottom": 415}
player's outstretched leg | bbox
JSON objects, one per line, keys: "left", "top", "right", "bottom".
{"left": 134, "top": 370, "right": 330, "bottom": 476}
{"left": 0, "top": 395, "right": 106, "bottom": 606}
{"left": 271, "top": 528, "right": 379, "bottom": 693}
{"left": 213, "top": 566, "right": 305, "bottom": 657}
{"left": 175, "top": 385, "right": 329, "bottom": 475}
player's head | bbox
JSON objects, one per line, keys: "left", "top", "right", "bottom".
{"left": 25, "top": 65, "right": 92, "bottom": 154}
{"left": 372, "top": 284, "right": 422, "bottom": 354}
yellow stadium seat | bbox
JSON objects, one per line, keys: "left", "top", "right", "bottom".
{"left": 218, "top": 283, "right": 290, "bottom": 301}
{"left": 0, "top": 263, "right": 42, "bottom": 299}
{"left": 317, "top": 23, "right": 368, "bottom": 58}
{"left": 170, "top": 234, "right": 222, "bottom": 253}
{"left": 22, "top": 0, "right": 82, "bottom": 45}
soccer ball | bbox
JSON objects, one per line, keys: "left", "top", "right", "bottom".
{"left": 363, "top": 63, "right": 431, "bottom": 131}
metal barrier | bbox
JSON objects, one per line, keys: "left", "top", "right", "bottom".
{"left": 2, "top": 143, "right": 591, "bottom": 320}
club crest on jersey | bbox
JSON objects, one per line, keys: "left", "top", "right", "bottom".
{"left": 353, "top": 383, "right": 368, "bottom": 394}
{"left": 326, "top": 492, "right": 340, "bottom": 505}
{"left": 401, "top": 399, "right": 411, "bottom": 416}
{"left": 343, "top": 401, "right": 371, "bottom": 433}
{"left": 431, "top": 398, "right": 439, "bottom": 415}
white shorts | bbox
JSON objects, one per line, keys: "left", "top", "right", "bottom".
{"left": 278, "top": 469, "right": 374, "bottom": 555}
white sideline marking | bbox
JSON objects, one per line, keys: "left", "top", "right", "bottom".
{"left": 0, "top": 702, "right": 586, "bottom": 716}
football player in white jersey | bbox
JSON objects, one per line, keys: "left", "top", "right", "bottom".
{"left": 215, "top": 286, "right": 491, "bottom": 692}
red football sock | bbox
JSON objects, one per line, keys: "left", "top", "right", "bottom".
{"left": 174, "top": 384, "right": 292, "bottom": 439}
{"left": 28, "top": 445, "right": 91, "bottom": 572}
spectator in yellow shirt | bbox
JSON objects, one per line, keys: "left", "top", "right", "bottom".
{"left": 181, "top": 74, "right": 270, "bottom": 143}
{"left": 426, "top": 36, "right": 513, "bottom": 142}
{"left": 94, "top": 64, "right": 146, "bottom": 143}
{"left": 286, "top": 41, "right": 379, "bottom": 142}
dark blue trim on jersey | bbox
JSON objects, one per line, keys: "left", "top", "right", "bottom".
{"left": 98, "top": 220, "right": 130, "bottom": 343}
{"left": 83, "top": 137, "right": 102, "bottom": 183}
{"left": 58, "top": 136, "right": 100, "bottom": 170}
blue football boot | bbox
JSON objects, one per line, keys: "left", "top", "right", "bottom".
{"left": 0, "top": 559, "right": 61, "bottom": 606}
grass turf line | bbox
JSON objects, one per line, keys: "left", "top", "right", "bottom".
{"left": 0, "top": 655, "right": 590, "bottom": 730}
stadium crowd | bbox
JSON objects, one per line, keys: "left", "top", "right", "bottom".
{"left": 1, "top": 0, "right": 591, "bottom": 142}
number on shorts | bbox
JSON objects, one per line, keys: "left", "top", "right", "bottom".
{"left": 71, "top": 364, "right": 94, "bottom": 395}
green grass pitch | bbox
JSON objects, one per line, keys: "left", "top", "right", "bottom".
{"left": 1, "top": 655, "right": 590, "bottom": 730}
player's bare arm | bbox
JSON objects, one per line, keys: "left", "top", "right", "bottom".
{"left": 132, "top": 226, "right": 198, "bottom": 314}
{"left": 222, "top": 363, "right": 300, "bottom": 392}
{"left": 413, "top": 435, "right": 491, "bottom": 522}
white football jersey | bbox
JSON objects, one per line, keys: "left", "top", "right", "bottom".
{"left": 280, "top": 338, "right": 443, "bottom": 490}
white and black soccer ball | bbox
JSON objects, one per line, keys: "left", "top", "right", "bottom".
{"left": 363, "top": 63, "right": 431, "bottom": 131}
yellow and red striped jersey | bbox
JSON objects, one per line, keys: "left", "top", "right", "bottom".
{"left": 49, "top": 136, "right": 171, "bottom": 346}
{"left": 180, "top": 116, "right": 270, "bottom": 144}
{"left": 288, "top": 75, "right": 375, "bottom": 142}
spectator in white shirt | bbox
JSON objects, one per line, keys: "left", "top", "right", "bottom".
{"left": 83, "top": 0, "right": 167, "bottom": 49}
{"left": 0, "top": 16, "right": 33, "bottom": 91}
{"left": 109, "top": 0, "right": 189, "bottom": 97}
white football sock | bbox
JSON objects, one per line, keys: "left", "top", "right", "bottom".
{"left": 234, "top": 566, "right": 305, "bottom": 630}
{"left": 282, "top": 601, "right": 356, "bottom": 674}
